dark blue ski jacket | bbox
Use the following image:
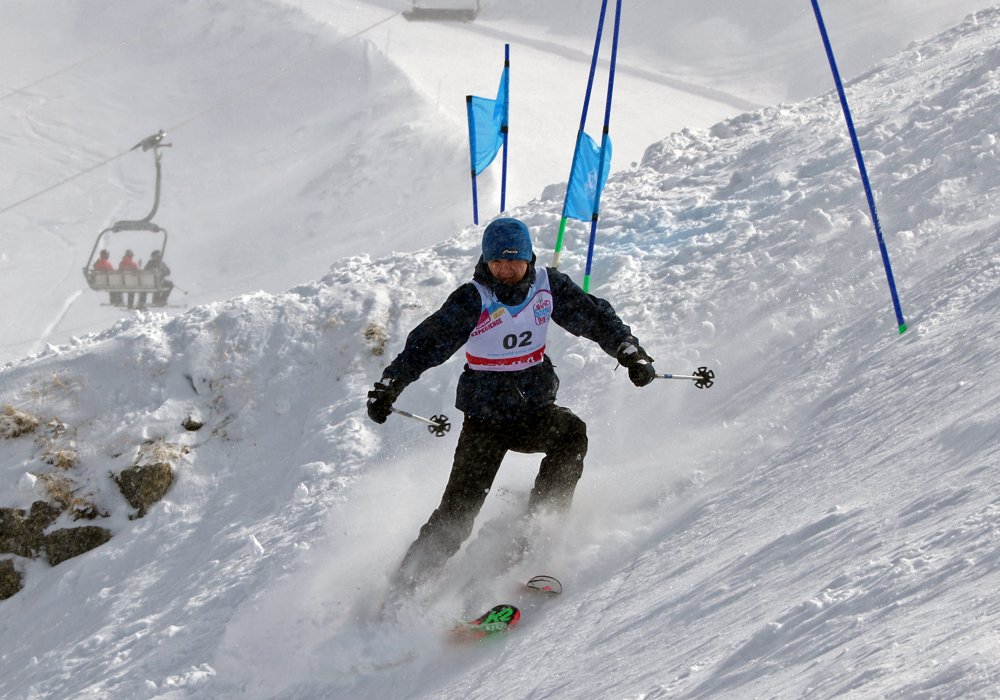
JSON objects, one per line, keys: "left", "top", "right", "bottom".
{"left": 380, "top": 257, "right": 642, "bottom": 423}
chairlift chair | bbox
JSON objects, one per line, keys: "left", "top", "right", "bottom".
{"left": 403, "top": 0, "right": 480, "bottom": 22}
{"left": 83, "top": 130, "right": 173, "bottom": 308}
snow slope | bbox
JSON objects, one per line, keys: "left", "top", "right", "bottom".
{"left": 2, "top": 0, "right": 989, "bottom": 365}
{"left": 2, "top": 1, "right": 1000, "bottom": 698}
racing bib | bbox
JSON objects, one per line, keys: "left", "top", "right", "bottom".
{"left": 466, "top": 267, "right": 553, "bottom": 372}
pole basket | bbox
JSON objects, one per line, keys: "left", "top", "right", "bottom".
{"left": 429, "top": 415, "right": 452, "bottom": 437}
{"left": 693, "top": 367, "right": 715, "bottom": 389}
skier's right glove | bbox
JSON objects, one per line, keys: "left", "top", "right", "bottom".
{"left": 616, "top": 341, "right": 656, "bottom": 388}
{"left": 367, "top": 377, "right": 406, "bottom": 424}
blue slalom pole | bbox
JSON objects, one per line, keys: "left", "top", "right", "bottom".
{"left": 466, "top": 94, "right": 480, "bottom": 225}
{"left": 582, "top": 0, "right": 621, "bottom": 293}
{"left": 500, "top": 43, "right": 510, "bottom": 213}
{"left": 574, "top": 0, "right": 607, "bottom": 144}
{"left": 811, "top": 0, "right": 907, "bottom": 334}
{"left": 553, "top": 0, "right": 609, "bottom": 269}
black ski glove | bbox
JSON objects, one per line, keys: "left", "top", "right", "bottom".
{"left": 367, "top": 377, "right": 406, "bottom": 424}
{"left": 616, "top": 341, "right": 656, "bottom": 388}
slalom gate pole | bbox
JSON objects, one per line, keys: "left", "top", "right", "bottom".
{"left": 500, "top": 43, "right": 510, "bottom": 213}
{"left": 466, "top": 95, "right": 480, "bottom": 225}
{"left": 553, "top": 0, "right": 609, "bottom": 269}
{"left": 391, "top": 407, "right": 452, "bottom": 437}
{"left": 551, "top": 215, "right": 569, "bottom": 269}
{"left": 582, "top": 0, "right": 621, "bottom": 293}
{"left": 810, "top": 0, "right": 907, "bottom": 334}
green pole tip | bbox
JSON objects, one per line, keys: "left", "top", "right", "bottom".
{"left": 898, "top": 322, "right": 908, "bottom": 335}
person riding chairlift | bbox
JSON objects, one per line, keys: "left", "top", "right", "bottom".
{"left": 118, "top": 249, "right": 140, "bottom": 308}
{"left": 93, "top": 249, "right": 121, "bottom": 305}
{"left": 140, "top": 249, "right": 173, "bottom": 308}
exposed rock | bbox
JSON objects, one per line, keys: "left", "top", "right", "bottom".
{"left": 26, "top": 501, "right": 62, "bottom": 531}
{"left": 44, "top": 526, "right": 113, "bottom": 566}
{"left": 115, "top": 462, "right": 174, "bottom": 518}
{"left": 0, "top": 501, "right": 63, "bottom": 558}
{"left": 0, "top": 559, "right": 23, "bottom": 599}
{"left": 182, "top": 417, "right": 204, "bottom": 431}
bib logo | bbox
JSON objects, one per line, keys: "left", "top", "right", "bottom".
{"left": 471, "top": 306, "right": 507, "bottom": 337}
{"left": 533, "top": 298, "right": 552, "bottom": 326}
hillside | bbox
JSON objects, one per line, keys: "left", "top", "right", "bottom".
{"left": 2, "top": 0, "right": 990, "bottom": 365}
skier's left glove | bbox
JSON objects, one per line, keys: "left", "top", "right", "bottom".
{"left": 616, "top": 341, "right": 656, "bottom": 388}
{"left": 367, "top": 377, "right": 406, "bottom": 424}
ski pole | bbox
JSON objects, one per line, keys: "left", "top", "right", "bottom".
{"left": 391, "top": 408, "right": 452, "bottom": 437}
{"left": 654, "top": 366, "right": 715, "bottom": 389}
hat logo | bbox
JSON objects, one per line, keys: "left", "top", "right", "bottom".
{"left": 502, "top": 248, "right": 519, "bottom": 255}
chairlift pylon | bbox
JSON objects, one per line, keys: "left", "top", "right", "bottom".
{"left": 83, "top": 130, "right": 175, "bottom": 309}
{"left": 403, "top": 0, "right": 480, "bottom": 22}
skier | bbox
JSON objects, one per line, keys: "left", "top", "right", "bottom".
{"left": 366, "top": 217, "right": 656, "bottom": 596}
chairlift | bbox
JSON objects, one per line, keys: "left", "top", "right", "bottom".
{"left": 83, "top": 130, "right": 175, "bottom": 309}
{"left": 403, "top": 0, "right": 480, "bottom": 22}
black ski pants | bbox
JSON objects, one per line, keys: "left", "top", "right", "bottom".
{"left": 393, "top": 404, "right": 588, "bottom": 588}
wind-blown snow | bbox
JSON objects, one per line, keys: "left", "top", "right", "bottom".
{"left": 1, "top": 1, "right": 999, "bottom": 698}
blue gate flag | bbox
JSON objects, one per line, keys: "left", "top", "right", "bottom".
{"left": 564, "top": 131, "right": 611, "bottom": 222}
{"left": 468, "top": 68, "right": 509, "bottom": 175}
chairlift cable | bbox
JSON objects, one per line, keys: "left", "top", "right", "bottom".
{"left": 0, "top": 150, "right": 130, "bottom": 217}
{"left": 0, "top": 10, "right": 400, "bottom": 220}
{"left": 0, "top": 7, "right": 203, "bottom": 105}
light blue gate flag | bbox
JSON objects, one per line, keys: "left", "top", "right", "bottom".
{"left": 468, "top": 68, "right": 509, "bottom": 175}
{"left": 564, "top": 131, "right": 611, "bottom": 222}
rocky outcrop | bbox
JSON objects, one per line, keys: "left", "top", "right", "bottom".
{"left": 115, "top": 462, "right": 175, "bottom": 518}
{"left": 0, "top": 502, "right": 112, "bottom": 566}
{"left": 0, "top": 559, "right": 22, "bottom": 599}
{"left": 0, "top": 501, "right": 63, "bottom": 558}
{"left": 44, "top": 526, "right": 114, "bottom": 566}
{"left": 2, "top": 406, "right": 184, "bottom": 599}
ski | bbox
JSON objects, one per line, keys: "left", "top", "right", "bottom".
{"left": 449, "top": 604, "right": 521, "bottom": 643}
{"left": 450, "top": 575, "right": 562, "bottom": 644}
{"left": 525, "top": 574, "right": 562, "bottom": 596}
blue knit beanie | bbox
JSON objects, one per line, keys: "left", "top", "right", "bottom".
{"left": 482, "top": 218, "right": 533, "bottom": 262}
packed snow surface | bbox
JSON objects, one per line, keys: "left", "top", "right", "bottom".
{"left": 1, "top": 1, "right": 999, "bottom": 698}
